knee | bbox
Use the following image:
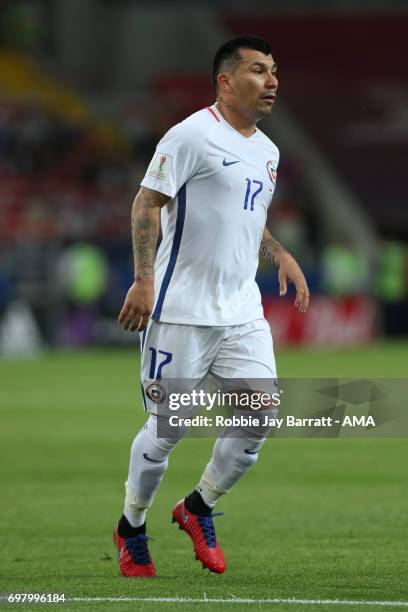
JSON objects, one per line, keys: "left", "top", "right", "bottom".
{"left": 146, "top": 414, "right": 187, "bottom": 447}
{"left": 137, "top": 414, "right": 185, "bottom": 457}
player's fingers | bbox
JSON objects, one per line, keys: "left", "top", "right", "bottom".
{"left": 118, "top": 303, "right": 131, "bottom": 324}
{"left": 295, "top": 287, "right": 305, "bottom": 308}
{"left": 129, "top": 316, "right": 144, "bottom": 332}
{"left": 295, "top": 284, "right": 310, "bottom": 312}
{"left": 302, "top": 289, "right": 310, "bottom": 312}
{"left": 126, "top": 315, "right": 142, "bottom": 331}
{"left": 122, "top": 307, "right": 141, "bottom": 330}
{"left": 129, "top": 310, "right": 148, "bottom": 332}
{"left": 279, "top": 268, "right": 287, "bottom": 296}
{"left": 133, "top": 311, "right": 151, "bottom": 332}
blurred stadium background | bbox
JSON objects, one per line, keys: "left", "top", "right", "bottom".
{"left": 0, "top": 0, "right": 407, "bottom": 356}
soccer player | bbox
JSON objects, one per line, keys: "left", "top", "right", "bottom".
{"left": 114, "top": 35, "right": 309, "bottom": 577}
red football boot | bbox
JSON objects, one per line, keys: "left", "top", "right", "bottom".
{"left": 113, "top": 528, "right": 156, "bottom": 577}
{"left": 171, "top": 499, "right": 226, "bottom": 573}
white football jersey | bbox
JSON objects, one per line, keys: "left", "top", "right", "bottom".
{"left": 141, "top": 103, "right": 279, "bottom": 326}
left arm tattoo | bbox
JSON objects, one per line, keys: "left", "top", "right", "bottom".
{"left": 259, "top": 227, "right": 286, "bottom": 265}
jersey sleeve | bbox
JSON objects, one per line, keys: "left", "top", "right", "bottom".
{"left": 141, "top": 122, "right": 205, "bottom": 198}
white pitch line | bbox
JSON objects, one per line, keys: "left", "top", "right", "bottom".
{"left": 69, "top": 596, "right": 408, "bottom": 607}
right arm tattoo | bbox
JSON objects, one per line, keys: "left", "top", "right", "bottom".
{"left": 131, "top": 187, "right": 170, "bottom": 279}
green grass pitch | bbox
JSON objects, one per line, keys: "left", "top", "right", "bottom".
{"left": 1, "top": 342, "right": 408, "bottom": 611}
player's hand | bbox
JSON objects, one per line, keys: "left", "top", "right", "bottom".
{"left": 275, "top": 251, "right": 310, "bottom": 313}
{"left": 118, "top": 277, "right": 154, "bottom": 332}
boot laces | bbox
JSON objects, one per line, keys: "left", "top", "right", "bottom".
{"left": 197, "top": 513, "right": 223, "bottom": 547}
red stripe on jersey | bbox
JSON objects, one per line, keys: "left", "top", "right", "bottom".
{"left": 207, "top": 107, "right": 220, "bottom": 122}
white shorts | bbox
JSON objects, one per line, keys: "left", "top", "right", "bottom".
{"left": 139, "top": 318, "right": 276, "bottom": 413}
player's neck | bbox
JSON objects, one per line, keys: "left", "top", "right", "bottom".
{"left": 215, "top": 101, "right": 257, "bottom": 138}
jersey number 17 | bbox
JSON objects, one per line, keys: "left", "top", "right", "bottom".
{"left": 244, "top": 179, "right": 263, "bottom": 211}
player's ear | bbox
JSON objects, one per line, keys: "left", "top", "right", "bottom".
{"left": 218, "top": 72, "right": 232, "bottom": 92}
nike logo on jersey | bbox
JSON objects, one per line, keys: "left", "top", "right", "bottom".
{"left": 143, "top": 452, "right": 162, "bottom": 463}
{"left": 222, "top": 158, "right": 240, "bottom": 166}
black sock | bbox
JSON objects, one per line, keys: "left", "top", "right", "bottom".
{"left": 184, "top": 490, "right": 212, "bottom": 516}
{"left": 117, "top": 514, "right": 146, "bottom": 538}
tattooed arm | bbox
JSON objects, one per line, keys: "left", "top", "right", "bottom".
{"left": 259, "top": 227, "right": 285, "bottom": 266}
{"left": 260, "top": 226, "right": 310, "bottom": 313}
{"left": 118, "top": 187, "right": 170, "bottom": 331}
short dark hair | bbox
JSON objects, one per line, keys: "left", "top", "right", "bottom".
{"left": 212, "top": 35, "right": 272, "bottom": 91}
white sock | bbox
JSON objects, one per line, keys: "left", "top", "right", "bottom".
{"left": 124, "top": 414, "right": 184, "bottom": 527}
{"left": 197, "top": 409, "right": 274, "bottom": 506}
